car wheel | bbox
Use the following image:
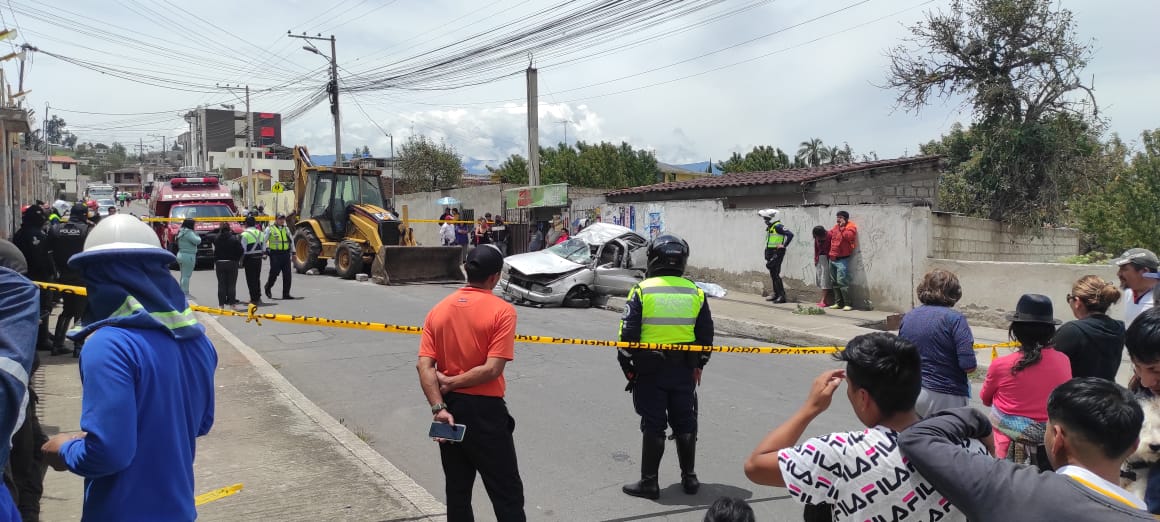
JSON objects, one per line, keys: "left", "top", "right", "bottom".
{"left": 563, "top": 285, "right": 591, "bottom": 308}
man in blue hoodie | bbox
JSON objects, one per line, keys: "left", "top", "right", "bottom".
{"left": 0, "top": 239, "right": 40, "bottom": 522}
{"left": 40, "top": 214, "right": 218, "bottom": 522}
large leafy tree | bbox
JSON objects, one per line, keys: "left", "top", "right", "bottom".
{"left": 398, "top": 135, "right": 464, "bottom": 191}
{"left": 886, "top": 0, "right": 1098, "bottom": 226}
{"left": 1075, "top": 129, "right": 1160, "bottom": 254}
{"left": 488, "top": 141, "right": 659, "bottom": 189}
{"left": 796, "top": 138, "right": 830, "bottom": 167}
{"left": 715, "top": 146, "right": 791, "bottom": 173}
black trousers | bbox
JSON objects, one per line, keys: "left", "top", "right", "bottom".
{"left": 265, "top": 251, "right": 292, "bottom": 296}
{"left": 215, "top": 260, "right": 239, "bottom": 306}
{"left": 765, "top": 247, "right": 786, "bottom": 299}
{"left": 5, "top": 378, "right": 46, "bottom": 522}
{"left": 440, "top": 392, "right": 525, "bottom": 522}
{"left": 53, "top": 291, "right": 86, "bottom": 349}
{"left": 633, "top": 364, "right": 698, "bottom": 437}
{"left": 242, "top": 255, "right": 263, "bottom": 303}
{"left": 36, "top": 288, "right": 53, "bottom": 349}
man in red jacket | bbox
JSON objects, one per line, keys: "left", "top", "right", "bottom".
{"left": 827, "top": 210, "right": 858, "bottom": 311}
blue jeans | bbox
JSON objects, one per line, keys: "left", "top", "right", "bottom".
{"left": 829, "top": 256, "right": 850, "bottom": 306}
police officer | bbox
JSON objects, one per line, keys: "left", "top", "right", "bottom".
{"left": 240, "top": 215, "right": 266, "bottom": 306}
{"left": 47, "top": 203, "right": 91, "bottom": 356}
{"left": 13, "top": 204, "right": 57, "bottom": 352}
{"left": 618, "top": 234, "right": 713, "bottom": 500}
{"left": 758, "top": 208, "right": 793, "bottom": 303}
{"left": 263, "top": 213, "right": 296, "bottom": 300}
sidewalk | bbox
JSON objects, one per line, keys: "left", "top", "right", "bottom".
{"left": 39, "top": 313, "right": 445, "bottom": 521}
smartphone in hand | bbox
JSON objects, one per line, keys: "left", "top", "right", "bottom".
{"left": 429, "top": 422, "right": 467, "bottom": 442}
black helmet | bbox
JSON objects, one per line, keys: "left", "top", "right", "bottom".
{"left": 646, "top": 234, "right": 689, "bottom": 277}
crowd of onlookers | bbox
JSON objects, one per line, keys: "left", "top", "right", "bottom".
{"left": 740, "top": 247, "right": 1160, "bottom": 520}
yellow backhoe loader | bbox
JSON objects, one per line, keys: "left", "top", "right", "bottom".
{"left": 291, "top": 146, "right": 463, "bottom": 283}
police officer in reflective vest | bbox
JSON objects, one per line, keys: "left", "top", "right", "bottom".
{"left": 263, "top": 213, "right": 297, "bottom": 300}
{"left": 618, "top": 234, "right": 714, "bottom": 500}
{"left": 240, "top": 215, "right": 266, "bottom": 306}
{"left": 759, "top": 208, "right": 793, "bottom": 303}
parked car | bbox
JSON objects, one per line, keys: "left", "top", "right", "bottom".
{"left": 499, "top": 223, "right": 648, "bottom": 307}
{"left": 96, "top": 198, "right": 117, "bottom": 217}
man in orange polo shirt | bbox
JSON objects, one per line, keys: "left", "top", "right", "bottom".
{"left": 417, "top": 244, "right": 525, "bottom": 522}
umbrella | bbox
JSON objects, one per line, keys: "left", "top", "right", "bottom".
{"left": 436, "top": 196, "right": 460, "bottom": 206}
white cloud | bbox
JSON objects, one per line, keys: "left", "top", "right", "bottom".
{"left": 23, "top": 0, "right": 1160, "bottom": 167}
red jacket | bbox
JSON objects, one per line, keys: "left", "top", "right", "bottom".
{"left": 828, "top": 221, "right": 858, "bottom": 259}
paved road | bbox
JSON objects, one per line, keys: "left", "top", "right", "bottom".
{"left": 138, "top": 199, "right": 860, "bottom": 521}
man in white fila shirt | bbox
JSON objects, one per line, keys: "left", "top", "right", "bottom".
{"left": 1113, "top": 248, "right": 1158, "bottom": 329}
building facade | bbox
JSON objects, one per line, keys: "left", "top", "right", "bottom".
{"left": 180, "top": 108, "right": 282, "bottom": 170}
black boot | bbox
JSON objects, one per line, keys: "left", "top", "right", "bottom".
{"left": 623, "top": 434, "right": 665, "bottom": 500}
{"left": 675, "top": 433, "right": 700, "bottom": 494}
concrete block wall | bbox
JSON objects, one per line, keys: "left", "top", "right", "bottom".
{"left": 595, "top": 200, "right": 930, "bottom": 312}
{"left": 395, "top": 185, "right": 510, "bottom": 246}
{"left": 930, "top": 213, "right": 1080, "bottom": 263}
{"left": 806, "top": 167, "right": 939, "bottom": 207}
{"left": 924, "top": 258, "right": 1121, "bottom": 328}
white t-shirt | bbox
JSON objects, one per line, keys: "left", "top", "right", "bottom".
{"left": 1124, "top": 287, "right": 1154, "bottom": 330}
{"left": 778, "top": 425, "right": 986, "bottom": 522}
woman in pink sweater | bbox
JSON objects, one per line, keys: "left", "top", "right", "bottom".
{"left": 981, "top": 294, "right": 1072, "bottom": 460}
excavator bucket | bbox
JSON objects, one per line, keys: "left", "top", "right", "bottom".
{"left": 371, "top": 245, "right": 464, "bottom": 285}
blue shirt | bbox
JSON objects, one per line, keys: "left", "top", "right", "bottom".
{"left": 62, "top": 247, "right": 217, "bottom": 522}
{"left": 899, "top": 305, "right": 976, "bottom": 396}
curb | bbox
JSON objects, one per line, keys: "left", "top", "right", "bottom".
{"left": 199, "top": 311, "right": 447, "bottom": 520}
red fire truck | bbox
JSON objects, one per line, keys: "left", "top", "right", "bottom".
{"left": 150, "top": 177, "right": 242, "bottom": 264}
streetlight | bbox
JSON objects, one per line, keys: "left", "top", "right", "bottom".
{"left": 220, "top": 104, "right": 235, "bottom": 110}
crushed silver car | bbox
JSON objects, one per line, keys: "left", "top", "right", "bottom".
{"left": 500, "top": 223, "right": 648, "bottom": 307}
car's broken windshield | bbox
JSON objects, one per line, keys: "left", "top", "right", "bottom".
{"left": 546, "top": 238, "right": 593, "bottom": 264}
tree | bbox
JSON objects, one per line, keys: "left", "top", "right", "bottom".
{"left": 397, "top": 135, "right": 464, "bottom": 191}
{"left": 886, "top": 0, "right": 1098, "bottom": 226}
{"left": 1076, "top": 129, "right": 1160, "bottom": 254}
{"left": 487, "top": 141, "right": 660, "bottom": 189}
{"left": 715, "top": 146, "right": 791, "bottom": 173}
{"left": 828, "top": 143, "right": 854, "bottom": 165}
{"left": 796, "top": 138, "right": 830, "bottom": 167}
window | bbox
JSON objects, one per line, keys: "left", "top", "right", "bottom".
{"left": 61, "top": 163, "right": 71, "bottom": 170}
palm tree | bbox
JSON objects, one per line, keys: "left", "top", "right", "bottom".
{"left": 796, "top": 138, "right": 830, "bottom": 167}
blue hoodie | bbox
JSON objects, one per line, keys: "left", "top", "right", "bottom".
{"left": 60, "top": 246, "right": 217, "bottom": 522}
{"left": 0, "top": 266, "right": 38, "bottom": 522}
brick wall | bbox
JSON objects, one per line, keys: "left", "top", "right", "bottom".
{"left": 805, "top": 166, "right": 940, "bottom": 207}
{"left": 930, "top": 213, "right": 1079, "bottom": 263}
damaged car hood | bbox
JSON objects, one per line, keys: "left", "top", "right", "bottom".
{"left": 504, "top": 251, "right": 585, "bottom": 276}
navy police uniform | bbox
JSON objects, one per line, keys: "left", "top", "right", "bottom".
{"left": 618, "top": 234, "right": 713, "bottom": 500}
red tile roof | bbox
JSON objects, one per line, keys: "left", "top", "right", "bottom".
{"left": 606, "top": 155, "right": 941, "bottom": 197}
{"left": 49, "top": 155, "right": 78, "bottom": 164}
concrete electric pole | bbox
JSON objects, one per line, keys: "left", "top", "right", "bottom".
{"left": 526, "top": 66, "right": 540, "bottom": 186}
{"left": 291, "top": 32, "right": 341, "bottom": 166}
{"left": 217, "top": 84, "right": 255, "bottom": 208}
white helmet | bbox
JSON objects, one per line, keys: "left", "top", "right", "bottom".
{"left": 758, "top": 208, "right": 779, "bottom": 220}
{"left": 82, "top": 214, "right": 164, "bottom": 253}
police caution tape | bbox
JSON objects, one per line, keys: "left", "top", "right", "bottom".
{"left": 140, "top": 216, "right": 275, "bottom": 223}
{"left": 33, "top": 282, "right": 1019, "bottom": 356}
{"left": 194, "top": 483, "right": 243, "bottom": 506}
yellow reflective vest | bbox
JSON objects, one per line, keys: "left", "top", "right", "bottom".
{"left": 623, "top": 276, "right": 705, "bottom": 345}
{"left": 766, "top": 221, "right": 786, "bottom": 248}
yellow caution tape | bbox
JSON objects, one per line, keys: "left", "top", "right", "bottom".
{"left": 140, "top": 216, "right": 275, "bottom": 223}
{"left": 32, "top": 282, "right": 1020, "bottom": 355}
{"left": 409, "top": 219, "right": 486, "bottom": 224}
{"left": 194, "top": 483, "right": 243, "bottom": 506}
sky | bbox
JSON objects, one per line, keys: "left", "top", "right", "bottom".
{"left": 12, "top": 0, "right": 1160, "bottom": 168}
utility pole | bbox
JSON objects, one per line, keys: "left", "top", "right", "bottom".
{"left": 44, "top": 101, "right": 51, "bottom": 198}
{"left": 217, "top": 84, "right": 255, "bottom": 208}
{"left": 526, "top": 65, "right": 540, "bottom": 186}
{"left": 557, "top": 119, "right": 572, "bottom": 147}
{"left": 290, "top": 33, "right": 340, "bottom": 165}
